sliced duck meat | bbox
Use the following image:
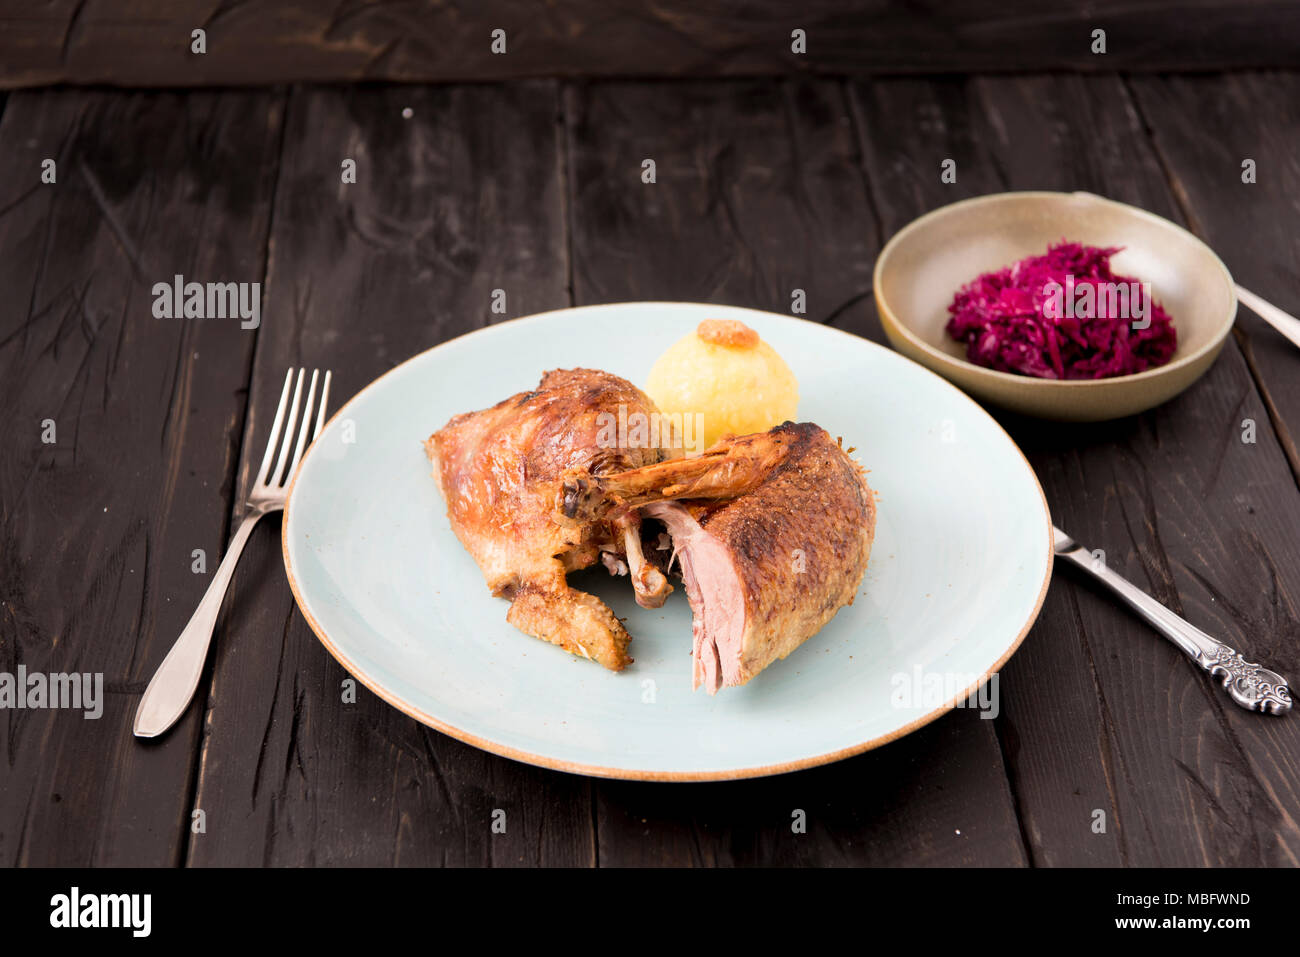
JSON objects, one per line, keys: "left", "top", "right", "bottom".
{"left": 559, "top": 422, "right": 876, "bottom": 692}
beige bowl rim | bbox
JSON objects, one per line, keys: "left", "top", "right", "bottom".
{"left": 872, "top": 190, "right": 1238, "bottom": 390}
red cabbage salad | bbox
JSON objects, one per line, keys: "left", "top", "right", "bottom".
{"left": 944, "top": 242, "right": 1177, "bottom": 379}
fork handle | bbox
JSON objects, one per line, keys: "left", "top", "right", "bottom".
{"left": 133, "top": 508, "right": 271, "bottom": 737}
{"left": 1236, "top": 285, "right": 1300, "bottom": 351}
{"left": 1056, "top": 544, "right": 1292, "bottom": 714}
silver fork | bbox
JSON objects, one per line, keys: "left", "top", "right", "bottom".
{"left": 1053, "top": 526, "right": 1292, "bottom": 714}
{"left": 133, "top": 368, "right": 332, "bottom": 738}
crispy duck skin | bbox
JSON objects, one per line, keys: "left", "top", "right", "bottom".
{"left": 425, "top": 369, "right": 674, "bottom": 670}
{"left": 555, "top": 426, "right": 804, "bottom": 526}
{"left": 557, "top": 423, "right": 876, "bottom": 693}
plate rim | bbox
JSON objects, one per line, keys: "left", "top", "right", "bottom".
{"left": 281, "top": 302, "right": 1056, "bottom": 781}
{"left": 873, "top": 189, "right": 1238, "bottom": 391}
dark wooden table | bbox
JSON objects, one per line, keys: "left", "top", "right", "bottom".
{"left": 2, "top": 73, "right": 1299, "bottom": 867}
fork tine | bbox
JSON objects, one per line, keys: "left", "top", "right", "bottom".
{"left": 287, "top": 369, "right": 319, "bottom": 481}
{"left": 271, "top": 369, "right": 305, "bottom": 486}
{"left": 314, "top": 371, "right": 332, "bottom": 439}
{"left": 255, "top": 369, "right": 295, "bottom": 487}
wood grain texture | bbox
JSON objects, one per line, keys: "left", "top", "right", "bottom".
{"left": 4, "top": 1, "right": 1300, "bottom": 89}
{"left": 0, "top": 88, "right": 283, "bottom": 864}
{"left": 593, "top": 714, "right": 1027, "bottom": 867}
{"left": 566, "top": 79, "right": 1027, "bottom": 866}
{"left": 851, "top": 73, "right": 1300, "bottom": 865}
{"left": 567, "top": 80, "right": 878, "bottom": 335}
{"left": 3, "top": 74, "right": 1299, "bottom": 868}
{"left": 1128, "top": 72, "right": 1300, "bottom": 485}
{"left": 182, "top": 82, "right": 592, "bottom": 866}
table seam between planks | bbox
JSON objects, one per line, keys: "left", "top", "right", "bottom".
{"left": 1119, "top": 72, "right": 1300, "bottom": 490}
{"left": 552, "top": 79, "right": 601, "bottom": 868}
{"left": 176, "top": 87, "right": 290, "bottom": 867}
{"left": 842, "top": 76, "right": 1034, "bottom": 867}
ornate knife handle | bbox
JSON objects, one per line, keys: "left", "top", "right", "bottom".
{"left": 1054, "top": 528, "right": 1292, "bottom": 715}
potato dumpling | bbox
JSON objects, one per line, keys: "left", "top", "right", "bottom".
{"left": 646, "top": 319, "right": 799, "bottom": 453}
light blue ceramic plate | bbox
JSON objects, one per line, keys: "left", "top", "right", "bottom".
{"left": 283, "top": 303, "right": 1053, "bottom": 780}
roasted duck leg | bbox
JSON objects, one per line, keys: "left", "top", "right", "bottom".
{"left": 557, "top": 423, "right": 876, "bottom": 693}
{"left": 425, "top": 369, "right": 675, "bottom": 670}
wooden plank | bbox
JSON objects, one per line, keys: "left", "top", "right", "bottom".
{"left": 0, "top": 88, "right": 283, "bottom": 864}
{"left": 566, "top": 79, "right": 1027, "bottom": 866}
{"left": 595, "top": 715, "right": 1029, "bottom": 867}
{"left": 851, "top": 73, "right": 1300, "bottom": 865}
{"left": 1128, "top": 72, "right": 1300, "bottom": 484}
{"left": 184, "top": 82, "right": 591, "bottom": 866}
{"left": 5, "top": 1, "right": 1300, "bottom": 88}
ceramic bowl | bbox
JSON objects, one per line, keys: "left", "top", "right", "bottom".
{"left": 874, "top": 191, "right": 1236, "bottom": 421}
